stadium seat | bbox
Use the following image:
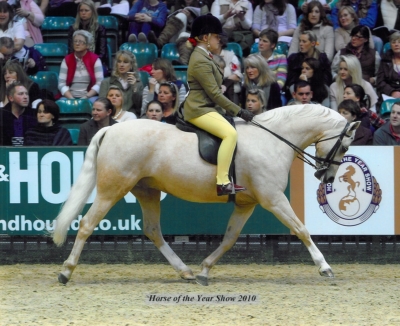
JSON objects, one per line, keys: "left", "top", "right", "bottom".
{"left": 98, "top": 15, "right": 119, "bottom": 55}
{"left": 29, "top": 71, "right": 60, "bottom": 98}
{"left": 56, "top": 99, "right": 93, "bottom": 122}
{"left": 67, "top": 128, "right": 80, "bottom": 145}
{"left": 139, "top": 71, "right": 150, "bottom": 87}
{"left": 34, "top": 43, "right": 68, "bottom": 73}
{"left": 250, "top": 41, "right": 288, "bottom": 56}
{"left": 119, "top": 42, "right": 158, "bottom": 68}
{"left": 383, "top": 42, "right": 391, "bottom": 54}
{"left": 226, "top": 42, "right": 243, "bottom": 60}
{"left": 58, "top": 121, "right": 83, "bottom": 145}
{"left": 380, "top": 99, "right": 400, "bottom": 120}
{"left": 250, "top": 42, "right": 258, "bottom": 54}
{"left": 160, "top": 43, "right": 188, "bottom": 70}
{"left": 175, "top": 70, "right": 188, "bottom": 90}
{"left": 41, "top": 16, "right": 75, "bottom": 45}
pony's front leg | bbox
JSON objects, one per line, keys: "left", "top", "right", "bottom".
{"left": 196, "top": 204, "right": 255, "bottom": 286}
{"left": 262, "top": 193, "right": 334, "bottom": 277}
{"left": 133, "top": 188, "right": 195, "bottom": 281}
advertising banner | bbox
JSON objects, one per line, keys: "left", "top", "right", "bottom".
{"left": 291, "top": 146, "right": 400, "bottom": 235}
{"left": 0, "top": 147, "right": 289, "bottom": 236}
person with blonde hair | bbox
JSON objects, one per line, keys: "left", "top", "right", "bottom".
{"left": 242, "top": 53, "right": 282, "bottom": 109}
{"left": 329, "top": 54, "right": 377, "bottom": 111}
{"left": 106, "top": 86, "right": 137, "bottom": 122}
{"left": 245, "top": 88, "right": 267, "bottom": 115}
{"left": 99, "top": 50, "right": 143, "bottom": 117}
{"left": 68, "top": 0, "right": 108, "bottom": 74}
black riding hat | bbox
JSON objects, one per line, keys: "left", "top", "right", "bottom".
{"left": 190, "top": 14, "right": 223, "bottom": 39}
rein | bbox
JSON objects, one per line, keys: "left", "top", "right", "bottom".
{"left": 250, "top": 120, "right": 351, "bottom": 174}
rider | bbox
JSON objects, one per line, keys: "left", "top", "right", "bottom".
{"left": 183, "top": 14, "right": 255, "bottom": 196}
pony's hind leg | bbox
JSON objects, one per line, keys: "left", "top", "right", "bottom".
{"left": 133, "top": 187, "right": 195, "bottom": 281}
{"left": 196, "top": 204, "right": 255, "bottom": 286}
{"left": 261, "top": 193, "right": 334, "bottom": 277}
{"left": 58, "top": 197, "right": 118, "bottom": 284}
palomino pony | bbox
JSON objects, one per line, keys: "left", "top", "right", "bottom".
{"left": 52, "top": 104, "right": 359, "bottom": 286}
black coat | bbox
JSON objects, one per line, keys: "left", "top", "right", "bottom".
{"left": 376, "top": 50, "right": 400, "bottom": 97}
{"left": 25, "top": 124, "right": 73, "bottom": 146}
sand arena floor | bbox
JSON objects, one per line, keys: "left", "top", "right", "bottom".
{"left": 1, "top": 263, "right": 399, "bottom": 326}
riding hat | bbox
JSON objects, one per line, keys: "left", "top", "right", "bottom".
{"left": 190, "top": 14, "right": 223, "bottom": 38}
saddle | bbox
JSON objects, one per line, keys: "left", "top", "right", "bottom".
{"left": 176, "top": 115, "right": 237, "bottom": 202}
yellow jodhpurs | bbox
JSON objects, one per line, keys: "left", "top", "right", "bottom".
{"left": 188, "top": 112, "right": 237, "bottom": 185}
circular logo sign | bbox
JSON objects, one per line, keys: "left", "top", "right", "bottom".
{"left": 317, "top": 155, "right": 382, "bottom": 226}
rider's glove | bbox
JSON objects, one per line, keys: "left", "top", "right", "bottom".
{"left": 237, "top": 109, "right": 255, "bottom": 122}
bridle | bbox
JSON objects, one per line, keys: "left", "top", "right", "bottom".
{"left": 250, "top": 120, "right": 351, "bottom": 179}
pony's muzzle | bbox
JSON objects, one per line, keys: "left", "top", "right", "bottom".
{"left": 314, "top": 167, "right": 328, "bottom": 181}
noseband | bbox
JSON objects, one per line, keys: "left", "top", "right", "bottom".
{"left": 251, "top": 120, "right": 351, "bottom": 178}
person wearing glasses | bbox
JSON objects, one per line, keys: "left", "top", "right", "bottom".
{"left": 184, "top": 14, "right": 254, "bottom": 196}
{"left": 58, "top": 30, "right": 104, "bottom": 103}
{"left": 331, "top": 25, "right": 380, "bottom": 86}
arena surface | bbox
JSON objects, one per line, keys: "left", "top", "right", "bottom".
{"left": 1, "top": 263, "right": 399, "bottom": 326}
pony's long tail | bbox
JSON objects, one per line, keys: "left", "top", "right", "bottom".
{"left": 52, "top": 127, "right": 110, "bottom": 246}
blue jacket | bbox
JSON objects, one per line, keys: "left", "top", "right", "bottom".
{"left": 330, "top": 0, "right": 378, "bottom": 29}
{"left": 128, "top": 0, "right": 168, "bottom": 29}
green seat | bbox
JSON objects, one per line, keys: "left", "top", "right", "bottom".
{"left": 380, "top": 99, "right": 400, "bottom": 119}
{"left": 67, "top": 128, "right": 80, "bottom": 145}
{"left": 41, "top": 16, "right": 75, "bottom": 44}
{"left": 58, "top": 121, "right": 84, "bottom": 145}
{"left": 119, "top": 42, "right": 158, "bottom": 68}
{"left": 29, "top": 71, "right": 60, "bottom": 98}
{"left": 383, "top": 42, "right": 391, "bottom": 54}
{"left": 98, "top": 15, "right": 119, "bottom": 55}
{"left": 250, "top": 42, "right": 258, "bottom": 54}
{"left": 139, "top": 71, "right": 150, "bottom": 87}
{"left": 34, "top": 43, "right": 68, "bottom": 73}
{"left": 161, "top": 43, "right": 179, "bottom": 62}
{"left": 226, "top": 42, "right": 243, "bottom": 59}
{"left": 56, "top": 99, "right": 93, "bottom": 122}
{"left": 175, "top": 70, "right": 188, "bottom": 90}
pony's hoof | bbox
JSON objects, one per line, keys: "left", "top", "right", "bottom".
{"left": 196, "top": 275, "right": 209, "bottom": 286}
{"left": 319, "top": 268, "right": 334, "bottom": 278}
{"left": 180, "top": 270, "right": 195, "bottom": 281}
{"left": 58, "top": 273, "right": 69, "bottom": 284}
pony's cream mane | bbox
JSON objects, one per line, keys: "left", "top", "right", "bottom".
{"left": 255, "top": 104, "right": 344, "bottom": 128}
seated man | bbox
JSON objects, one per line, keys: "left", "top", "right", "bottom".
{"left": 373, "top": 102, "right": 400, "bottom": 145}
{"left": 0, "top": 82, "right": 37, "bottom": 146}
{"left": 288, "top": 81, "right": 317, "bottom": 105}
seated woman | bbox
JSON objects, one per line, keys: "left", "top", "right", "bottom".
{"left": 147, "top": 0, "right": 209, "bottom": 49}
{"left": 68, "top": 0, "right": 108, "bottom": 75}
{"left": 211, "top": 0, "right": 253, "bottom": 40}
{"left": 334, "top": 6, "right": 374, "bottom": 52}
{"left": 157, "top": 82, "right": 180, "bottom": 124}
{"left": 329, "top": 54, "right": 378, "bottom": 111}
{"left": 256, "top": 28, "right": 287, "bottom": 91}
{"left": 0, "top": 60, "right": 40, "bottom": 107}
{"left": 99, "top": 50, "right": 143, "bottom": 117}
{"left": 331, "top": 25, "right": 380, "bottom": 85}
{"left": 106, "top": 86, "right": 137, "bottom": 122}
{"left": 0, "top": 2, "right": 25, "bottom": 53}
{"left": 25, "top": 99, "right": 73, "bottom": 146}
{"left": 127, "top": 0, "right": 168, "bottom": 43}
{"left": 292, "top": 57, "right": 329, "bottom": 106}
{"left": 242, "top": 54, "right": 282, "bottom": 110}
{"left": 211, "top": 35, "right": 243, "bottom": 105}
{"left": 343, "top": 83, "right": 385, "bottom": 131}
{"left": 145, "top": 99, "right": 164, "bottom": 121}
{"left": 245, "top": 88, "right": 267, "bottom": 115}
{"left": 377, "top": 31, "right": 400, "bottom": 101}
{"left": 251, "top": 0, "right": 297, "bottom": 43}
{"left": 140, "top": 58, "right": 186, "bottom": 116}
{"left": 331, "top": 0, "right": 382, "bottom": 52}
{"left": 286, "top": 30, "right": 332, "bottom": 100}
{"left": 15, "top": 0, "right": 44, "bottom": 47}
{"left": 78, "top": 97, "right": 117, "bottom": 145}
{"left": 58, "top": 30, "right": 104, "bottom": 104}
{"left": 337, "top": 99, "right": 373, "bottom": 145}
{"left": 288, "top": 1, "right": 335, "bottom": 61}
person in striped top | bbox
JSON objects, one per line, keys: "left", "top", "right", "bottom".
{"left": 58, "top": 30, "right": 104, "bottom": 103}
{"left": 257, "top": 28, "right": 287, "bottom": 90}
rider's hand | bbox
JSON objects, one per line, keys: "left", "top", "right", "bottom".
{"left": 238, "top": 109, "right": 255, "bottom": 122}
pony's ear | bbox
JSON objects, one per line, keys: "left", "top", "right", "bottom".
{"left": 348, "top": 121, "right": 361, "bottom": 132}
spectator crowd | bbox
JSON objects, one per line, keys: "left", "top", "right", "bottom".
{"left": 1, "top": 0, "right": 400, "bottom": 146}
